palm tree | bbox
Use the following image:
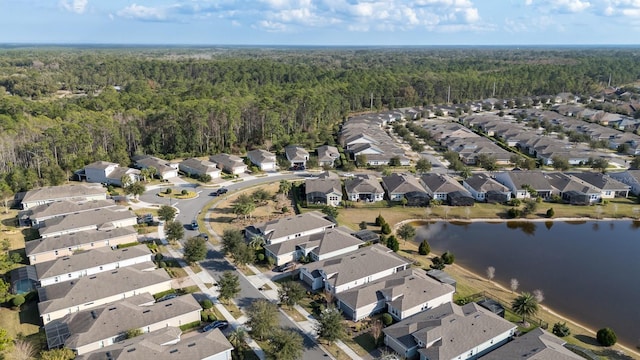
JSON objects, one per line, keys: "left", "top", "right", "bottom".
{"left": 228, "top": 327, "right": 247, "bottom": 359}
{"left": 249, "top": 235, "right": 265, "bottom": 250}
{"left": 511, "top": 292, "right": 539, "bottom": 325}
{"left": 278, "top": 180, "right": 292, "bottom": 199}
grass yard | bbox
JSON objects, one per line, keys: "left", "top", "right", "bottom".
{"left": 323, "top": 342, "right": 354, "bottom": 360}
{"left": 0, "top": 298, "right": 41, "bottom": 339}
{"left": 280, "top": 306, "right": 307, "bottom": 322}
{"left": 220, "top": 301, "right": 243, "bottom": 319}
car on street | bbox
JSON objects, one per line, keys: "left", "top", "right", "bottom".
{"left": 156, "top": 293, "right": 178, "bottom": 302}
{"left": 202, "top": 320, "right": 229, "bottom": 332}
{"left": 191, "top": 220, "right": 199, "bottom": 230}
{"left": 197, "top": 233, "right": 209, "bottom": 240}
{"left": 273, "top": 262, "right": 295, "bottom": 272}
{"left": 210, "top": 187, "right": 228, "bottom": 196}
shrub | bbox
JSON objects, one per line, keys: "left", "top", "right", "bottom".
{"left": 201, "top": 312, "right": 208, "bottom": 322}
{"left": 12, "top": 295, "right": 25, "bottom": 308}
{"left": 381, "top": 313, "right": 393, "bottom": 326}
{"left": 381, "top": 223, "right": 392, "bottom": 235}
{"left": 442, "top": 251, "right": 455, "bottom": 265}
{"left": 208, "top": 313, "right": 217, "bottom": 322}
{"left": 281, "top": 206, "right": 289, "bottom": 213}
{"left": 155, "top": 253, "right": 164, "bottom": 261}
{"left": 386, "top": 236, "right": 399, "bottom": 252}
{"left": 418, "top": 240, "right": 431, "bottom": 255}
{"left": 181, "top": 189, "right": 188, "bottom": 195}
{"left": 546, "top": 208, "right": 555, "bottom": 218}
{"left": 165, "top": 188, "right": 172, "bottom": 194}
{"left": 596, "top": 327, "right": 617, "bottom": 346}
{"left": 507, "top": 208, "right": 521, "bottom": 218}
{"left": 552, "top": 322, "right": 571, "bottom": 337}
{"left": 201, "top": 299, "right": 213, "bottom": 309}
{"left": 257, "top": 253, "right": 265, "bottom": 262}
{"left": 509, "top": 198, "right": 521, "bottom": 207}
{"left": 359, "top": 221, "right": 368, "bottom": 230}
{"left": 159, "top": 261, "right": 166, "bottom": 268}
{"left": 375, "top": 214, "right": 386, "bottom": 227}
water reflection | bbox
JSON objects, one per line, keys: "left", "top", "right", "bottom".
{"left": 505, "top": 221, "right": 536, "bottom": 236}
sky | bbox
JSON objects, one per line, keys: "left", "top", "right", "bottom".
{"left": 1, "top": 0, "right": 640, "bottom": 46}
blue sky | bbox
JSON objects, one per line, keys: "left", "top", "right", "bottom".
{"left": 2, "top": 0, "right": 639, "bottom": 45}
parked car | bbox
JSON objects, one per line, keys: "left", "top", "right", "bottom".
{"left": 156, "top": 293, "right": 178, "bottom": 302}
{"left": 197, "top": 233, "right": 209, "bottom": 240}
{"left": 202, "top": 320, "right": 229, "bottom": 332}
{"left": 191, "top": 220, "right": 199, "bottom": 230}
{"left": 274, "top": 262, "right": 295, "bottom": 272}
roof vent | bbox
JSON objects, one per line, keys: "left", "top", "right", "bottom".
{"left": 165, "top": 303, "right": 173, "bottom": 307}
{"left": 187, "top": 343, "right": 196, "bottom": 347}
{"left": 90, "top": 310, "right": 97, "bottom": 319}
{"left": 143, "top": 309, "right": 151, "bottom": 314}
{"left": 169, "top": 349, "right": 178, "bottom": 354}
{"left": 89, "top": 276, "right": 97, "bottom": 279}
{"left": 127, "top": 348, "right": 136, "bottom": 353}
{"left": 108, "top": 307, "right": 116, "bottom": 311}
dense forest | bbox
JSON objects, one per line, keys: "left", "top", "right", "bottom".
{"left": 0, "top": 46, "right": 640, "bottom": 194}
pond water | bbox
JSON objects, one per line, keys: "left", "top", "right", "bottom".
{"left": 415, "top": 220, "right": 640, "bottom": 349}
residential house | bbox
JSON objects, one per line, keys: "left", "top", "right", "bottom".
{"left": 305, "top": 172, "right": 342, "bottom": 207}
{"left": 609, "top": 170, "right": 640, "bottom": 195}
{"left": 35, "top": 245, "right": 152, "bottom": 287}
{"left": 544, "top": 172, "right": 600, "bottom": 204}
{"left": 209, "top": 154, "right": 248, "bottom": 175}
{"left": 82, "top": 161, "right": 140, "bottom": 187}
{"left": 419, "top": 174, "right": 470, "bottom": 202}
{"left": 345, "top": 174, "right": 385, "bottom": 203}
{"left": 132, "top": 155, "right": 179, "bottom": 180}
{"left": 20, "top": 199, "right": 116, "bottom": 227}
{"left": 264, "top": 226, "right": 363, "bottom": 266}
{"left": 463, "top": 174, "right": 511, "bottom": 203}
{"left": 494, "top": 171, "right": 554, "bottom": 199}
{"left": 480, "top": 328, "right": 583, "bottom": 360}
{"left": 25, "top": 227, "right": 138, "bottom": 265}
{"left": 335, "top": 269, "right": 455, "bottom": 321}
{"left": 317, "top": 145, "right": 340, "bottom": 168}
{"left": 76, "top": 327, "right": 233, "bottom": 360}
{"left": 20, "top": 183, "right": 108, "bottom": 210}
{"left": 179, "top": 158, "right": 221, "bottom": 179}
{"left": 383, "top": 302, "right": 516, "bottom": 360}
{"left": 45, "top": 294, "right": 201, "bottom": 355}
{"left": 298, "top": 244, "right": 411, "bottom": 294}
{"left": 38, "top": 263, "right": 172, "bottom": 324}
{"left": 285, "top": 145, "right": 309, "bottom": 168}
{"left": 244, "top": 211, "right": 335, "bottom": 245}
{"left": 381, "top": 173, "right": 430, "bottom": 205}
{"left": 38, "top": 207, "right": 138, "bottom": 239}
{"left": 568, "top": 172, "right": 630, "bottom": 199}
{"left": 246, "top": 149, "right": 277, "bottom": 171}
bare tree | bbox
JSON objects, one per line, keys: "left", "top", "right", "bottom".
{"left": 370, "top": 319, "right": 383, "bottom": 346}
{"left": 486, "top": 266, "right": 495, "bottom": 282}
{"left": 533, "top": 289, "right": 545, "bottom": 303}
{"left": 510, "top": 278, "right": 519, "bottom": 293}
{"left": 11, "top": 339, "right": 37, "bottom": 360}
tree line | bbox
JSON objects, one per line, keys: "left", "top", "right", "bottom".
{"left": 1, "top": 47, "right": 640, "bottom": 194}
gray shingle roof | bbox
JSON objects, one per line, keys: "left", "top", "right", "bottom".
{"left": 38, "top": 263, "right": 170, "bottom": 315}
{"left": 305, "top": 178, "right": 342, "bottom": 195}
{"left": 25, "top": 227, "right": 137, "bottom": 257}
{"left": 35, "top": 245, "right": 152, "bottom": 280}
{"left": 345, "top": 174, "right": 384, "bottom": 195}
{"left": 26, "top": 200, "right": 117, "bottom": 222}
{"left": 383, "top": 302, "right": 515, "bottom": 360}
{"left": 284, "top": 145, "right": 309, "bottom": 162}
{"left": 250, "top": 211, "right": 335, "bottom": 243}
{"left": 317, "top": 145, "right": 340, "bottom": 163}
{"left": 420, "top": 174, "right": 468, "bottom": 194}
{"left": 22, "top": 183, "right": 107, "bottom": 204}
{"left": 209, "top": 153, "right": 247, "bottom": 172}
{"left": 76, "top": 327, "right": 233, "bottom": 360}
{"left": 568, "top": 172, "right": 630, "bottom": 191}
{"left": 179, "top": 158, "right": 219, "bottom": 174}
{"left": 247, "top": 149, "right": 276, "bottom": 163}
{"left": 499, "top": 171, "right": 553, "bottom": 190}
{"left": 382, "top": 173, "right": 426, "bottom": 195}
{"left": 463, "top": 174, "right": 509, "bottom": 193}
{"left": 39, "top": 207, "right": 137, "bottom": 237}
{"left": 335, "top": 269, "right": 454, "bottom": 312}
{"left": 264, "top": 227, "right": 362, "bottom": 258}
{"left": 52, "top": 294, "right": 200, "bottom": 351}
{"left": 301, "top": 244, "right": 410, "bottom": 288}
{"left": 480, "top": 328, "right": 582, "bottom": 360}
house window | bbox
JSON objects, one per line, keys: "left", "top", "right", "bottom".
{"left": 605, "top": 191, "right": 612, "bottom": 196}
{"left": 99, "top": 266, "right": 103, "bottom": 271}
{"left": 54, "top": 250, "right": 58, "bottom": 255}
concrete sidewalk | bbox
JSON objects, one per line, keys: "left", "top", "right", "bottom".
{"left": 164, "top": 246, "right": 266, "bottom": 360}
{"left": 242, "top": 264, "right": 362, "bottom": 360}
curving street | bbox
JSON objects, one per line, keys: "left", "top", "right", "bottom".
{"left": 138, "top": 172, "right": 334, "bottom": 360}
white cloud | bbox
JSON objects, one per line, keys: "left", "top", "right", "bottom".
{"left": 117, "top": 4, "right": 167, "bottom": 21}
{"left": 60, "top": 0, "right": 88, "bottom": 14}
{"left": 254, "top": 20, "right": 288, "bottom": 32}
{"left": 602, "top": 0, "right": 640, "bottom": 18}
{"left": 528, "top": 0, "right": 591, "bottom": 13}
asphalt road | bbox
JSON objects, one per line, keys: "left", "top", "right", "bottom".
{"left": 140, "top": 173, "right": 330, "bottom": 359}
